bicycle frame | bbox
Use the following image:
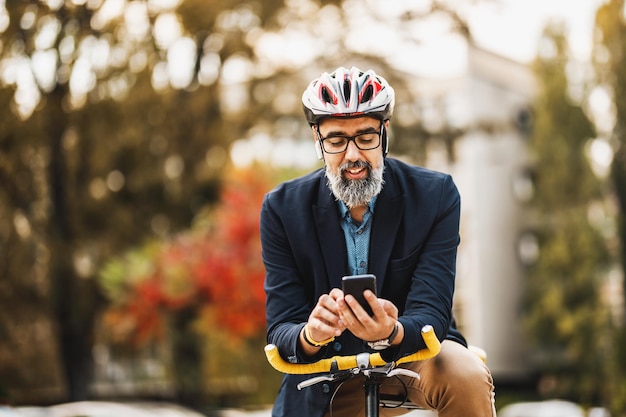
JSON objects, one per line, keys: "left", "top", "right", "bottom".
{"left": 364, "top": 373, "right": 381, "bottom": 417}
{"left": 264, "top": 325, "right": 441, "bottom": 417}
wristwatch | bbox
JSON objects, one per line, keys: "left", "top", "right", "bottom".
{"left": 367, "top": 321, "right": 400, "bottom": 351}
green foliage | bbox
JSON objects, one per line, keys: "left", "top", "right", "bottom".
{"left": 524, "top": 24, "right": 613, "bottom": 408}
{"left": 530, "top": 29, "right": 599, "bottom": 211}
{"left": 593, "top": 0, "right": 626, "bottom": 414}
{"left": 0, "top": 0, "right": 293, "bottom": 402}
{"left": 99, "top": 242, "right": 162, "bottom": 302}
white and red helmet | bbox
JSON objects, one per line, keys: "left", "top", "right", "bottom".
{"left": 302, "top": 67, "right": 395, "bottom": 126}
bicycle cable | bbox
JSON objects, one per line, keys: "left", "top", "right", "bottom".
{"left": 328, "top": 377, "right": 349, "bottom": 417}
{"left": 384, "top": 374, "right": 410, "bottom": 409}
{"left": 326, "top": 373, "right": 411, "bottom": 416}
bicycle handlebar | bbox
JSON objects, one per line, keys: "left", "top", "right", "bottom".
{"left": 264, "top": 325, "right": 441, "bottom": 375}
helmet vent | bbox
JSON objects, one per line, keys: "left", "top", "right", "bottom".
{"left": 343, "top": 80, "right": 351, "bottom": 103}
{"left": 321, "top": 86, "right": 334, "bottom": 104}
{"left": 360, "top": 84, "right": 373, "bottom": 103}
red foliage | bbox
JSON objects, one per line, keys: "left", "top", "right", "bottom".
{"left": 104, "top": 168, "right": 271, "bottom": 346}
{"left": 192, "top": 169, "right": 268, "bottom": 338}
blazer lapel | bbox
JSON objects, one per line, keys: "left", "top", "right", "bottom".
{"left": 369, "top": 177, "right": 405, "bottom": 294}
{"left": 313, "top": 183, "right": 348, "bottom": 290}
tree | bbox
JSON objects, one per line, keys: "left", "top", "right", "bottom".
{"left": 593, "top": 0, "right": 626, "bottom": 411}
{"left": 0, "top": 0, "right": 289, "bottom": 402}
{"left": 523, "top": 25, "right": 612, "bottom": 407}
{"left": 0, "top": 0, "right": 473, "bottom": 403}
{"left": 98, "top": 167, "right": 271, "bottom": 404}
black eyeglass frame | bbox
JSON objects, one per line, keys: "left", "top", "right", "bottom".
{"left": 316, "top": 122, "right": 384, "bottom": 154}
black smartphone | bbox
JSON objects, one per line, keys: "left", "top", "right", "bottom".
{"left": 341, "top": 274, "right": 377, "bottom": 316}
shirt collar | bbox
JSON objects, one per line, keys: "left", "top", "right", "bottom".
{"left": 338, "top": 195, "right": 378, "bottom": 219}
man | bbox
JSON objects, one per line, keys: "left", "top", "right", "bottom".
{"left": 261, "top": 67, "right": 496, "bottom": 417}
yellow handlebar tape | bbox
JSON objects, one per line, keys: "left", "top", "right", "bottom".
{"left": 264, "top": 325, "right": 441, "bottom": 375}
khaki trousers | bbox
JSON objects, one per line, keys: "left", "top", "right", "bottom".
{"left": 324, "top": 340, "right": 497, "bottom": 417}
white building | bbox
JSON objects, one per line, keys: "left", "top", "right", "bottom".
{"left": 409, "top": 43, "right": 537, "bottom": 381}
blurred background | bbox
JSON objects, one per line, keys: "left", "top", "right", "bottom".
{"left": 1, "top": 0, "right": 625, "bottom": 415}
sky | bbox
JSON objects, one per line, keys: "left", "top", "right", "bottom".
{"left": 468, "top": 0, "right": 606, "bottom": 63}
{"left": 394, "top": 0, "right": 608, "bottom": 79}
{"left": 334, "top": 0, "right": 610, "bottom": 80}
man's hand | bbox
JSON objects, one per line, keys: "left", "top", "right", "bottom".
{"left": 336, "top": 289, "right": 401, "bottom": 343}
{"left": 299, "top": 290, "right": 347, "bottom": 355}
{"left": 300, "top": 288, "right": 403, "bottom": 356}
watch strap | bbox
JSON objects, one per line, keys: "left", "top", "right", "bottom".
{"left": 367, "top": 321, "right": 399, "bottom": 350}
{"left": 386, "top": 321, "right": 400, "bottom": 344}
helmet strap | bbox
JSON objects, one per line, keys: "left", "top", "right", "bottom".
{"left": 381, "top": 123, "right": 389, "bottom": 157}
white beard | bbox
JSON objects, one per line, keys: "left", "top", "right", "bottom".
{"left": 325, "top": 160, "right": 385, "bottom": 209}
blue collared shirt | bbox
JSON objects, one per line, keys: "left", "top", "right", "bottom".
{"left": 338, "top": 197, "right": 377, "bottom": 275}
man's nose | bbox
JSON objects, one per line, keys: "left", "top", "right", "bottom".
{"left": 344, "top": 140, "right": 361, "bottom": 161}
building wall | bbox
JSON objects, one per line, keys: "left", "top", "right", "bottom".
{"left": 421, "top": 44, "right": 536, "bottom": 380}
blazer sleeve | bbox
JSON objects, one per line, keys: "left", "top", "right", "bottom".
{"left": 260, "top": 191, "right": 329, "bottom": 364}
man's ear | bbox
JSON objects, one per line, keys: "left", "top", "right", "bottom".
{"left": 315, "top": 140, "right": 324, "bottom": 160}
{"left": 312, "top": 125, "right": 324, "bottom": 160}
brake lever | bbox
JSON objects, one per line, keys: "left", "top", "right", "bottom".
{"left": 297, "top": 375, "right": 337, "bottom": 390}
{"left": 387, "top": 368, "right": 421, "bottom": 380}
{"left": 297, "top": 369, "right": 358, "bottom": 390}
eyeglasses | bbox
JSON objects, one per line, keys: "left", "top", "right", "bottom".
{"left": 318, "top": 129, "right": 382, "bottom": 154}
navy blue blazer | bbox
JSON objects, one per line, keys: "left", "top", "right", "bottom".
{"left": 261, "top": 157, "right": 467, "bottom": 417}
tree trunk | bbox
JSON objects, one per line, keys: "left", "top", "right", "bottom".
{"left": 46, "top": 85, "right": 100, "bottom": 401}
{"left": 611, "top": 145, "right": 626, "bottom": 319}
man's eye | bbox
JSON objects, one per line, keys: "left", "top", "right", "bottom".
{"left": 327, "top": 137, "right": 347, "bottom": 146}
{"left": 359, "top": 133, "right": 377, "bottom": 141}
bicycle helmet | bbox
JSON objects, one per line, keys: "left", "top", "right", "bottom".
{"left": 302, "top": 67, "right": 395, "bottom": 126}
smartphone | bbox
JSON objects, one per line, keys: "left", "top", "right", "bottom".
{"left": 341, "top": 274, "right": 377, "bottom": 316}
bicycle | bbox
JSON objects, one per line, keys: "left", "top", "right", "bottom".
{"left": 264, "top": 325, "right": 442, "bottom": 417}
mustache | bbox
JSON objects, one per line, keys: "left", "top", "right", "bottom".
{"left": 338, "top": 160, "right": 370, "bottom": 174}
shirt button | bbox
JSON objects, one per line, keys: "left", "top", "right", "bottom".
{"left": 322, "top": 383, "right": 331, "bottom": 394}
{"left": 359, "top": 261, "right": 366, "bottom": 268}
{"left": 333, "top": 342, "right": 342, "bottom": 352}
{"left": 357, "top": 229, "right": 363, "bottom": 235}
